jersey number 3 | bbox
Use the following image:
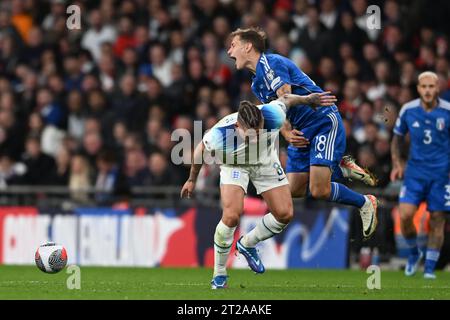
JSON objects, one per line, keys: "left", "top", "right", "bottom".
{"left": 423, "top": 129, "right": 432, "bottom": 144}
{"left": 445, "top": 184, "right": 450, "bottom": 207}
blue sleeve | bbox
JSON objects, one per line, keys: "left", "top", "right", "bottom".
{"left": 264, "top": 57, "right": 290, "bottom": 92}
{"left": 393, "top": 109, "right": 408, "bottom": 136}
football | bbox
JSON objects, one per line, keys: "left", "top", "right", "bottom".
{"left": 35, "top": 242, "right": 68, "bottom": 274}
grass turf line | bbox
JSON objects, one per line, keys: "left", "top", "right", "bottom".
{"left": 0, "top": 266, "right": 449, "bottom": 300}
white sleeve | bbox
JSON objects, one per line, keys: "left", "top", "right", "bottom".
{"left": 202, "top": 129, "right": 221, "bottom": 152}
{"left": 268, "top": 100, "right": 287, "bottom": 113}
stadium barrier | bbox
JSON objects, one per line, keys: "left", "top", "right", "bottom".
{"left": 0, "top": 201, "right": 351, "bottom": 269}
{"left": 1, "top": 185, "right": 447, "bottom": 269}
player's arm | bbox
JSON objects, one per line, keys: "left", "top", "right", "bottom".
{"left": 180, "top": 141, "right": 205, "bottom": 198}
{"left": 390, "top": 106, "right": 409, "bottom": 181}
{"left": 277, "top": 92, "right": 337, "bottom": 148}
{"left": 390, "top": 134, "right": 406, "bottom": 181}
{"left": 276, "top": 83, "right": 292, "bottom": 97}
{"left": 277, "top": 92, "right": 337, "bottom": 109}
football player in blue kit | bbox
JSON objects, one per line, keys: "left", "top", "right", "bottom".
{"left": 227, "top": 28, "right": 379, "bottom": 245}
{"left": 391, "top": 71, "right": 450, "bottom": 279}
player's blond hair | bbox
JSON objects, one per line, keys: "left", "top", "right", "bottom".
{"left": 418, "top": 71, "right": 438, "bottom": 83}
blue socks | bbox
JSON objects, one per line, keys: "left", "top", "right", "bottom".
{"left": 328, "top": 182, "right": 366, "bottom": 208}
{"left": 405, "top": 237, "right": 419, "bottom": 257}
{"left": 424, "top": 249, "right": 440, "bottom": 275}
{"left": 405, "top": 237, "right": 440, "bottom": 275}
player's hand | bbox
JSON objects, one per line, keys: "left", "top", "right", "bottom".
{"left": 390, "top": 164, "right": 404, "bottom": 181}
{"left": 180, "top": 180, "right": 195, "bottom": 199}
{"left": 307, "top": 92, "right": 337, "bottom": 109}
{"left": 283, "top": 129, "right": 309, "bottom": 148}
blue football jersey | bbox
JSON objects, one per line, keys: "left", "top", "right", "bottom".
{"left": 393, "top": 98, "right": 450, "bottom": 180}
{"left": 251, "top": 53, "right": 338, "bottom": 130}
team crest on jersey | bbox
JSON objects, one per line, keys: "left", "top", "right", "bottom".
{"left": 436, "top": 118, "right": 445, "bottom": 131}
{"left": 231, "top": 170, "right": 241, "bottom": 180}
{"left": 266, "top": 69, "right": 275, "bottom": 81}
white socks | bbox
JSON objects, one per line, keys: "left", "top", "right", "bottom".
{"left": 213, "top": 220, "right": 236, "bottom": 277}
{"left": 213, "top": 214, "right": 287, "bottom": 276}
{"left": 241, "top": 213, "right": 287, "bottom": 248}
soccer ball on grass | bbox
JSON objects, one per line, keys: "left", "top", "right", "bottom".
{"left": 35, "top": 242, "right": 68, "bottom": 273}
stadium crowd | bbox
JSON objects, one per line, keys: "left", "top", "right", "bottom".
{"left": 0, "top": 0, "right": 449, "bottom": 203}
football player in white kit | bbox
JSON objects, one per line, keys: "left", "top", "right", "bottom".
{"left": 180, "top": 92, "right": 337, "bottom": 289}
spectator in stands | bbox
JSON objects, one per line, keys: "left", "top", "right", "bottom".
{"left": 50, "top": 145, "right": 71, "bottom": 185}
{"left": 21, "top": 135, "right": 56, "bottom": 185}
{"left": 124, "top": 147, "right": 149, "bottom": 187}
{"left": 81, "top": 130, "right": 103, "bottom": 168}
{"left": 66, "top": 89, "right": 86, "bottom": 141}
{"left": 0, "top": 0, "right": 446, "bottom": 206}
{"left": 94, "top": 149, "right": 129, "bottom": 205}
{"left": 69, "top": 153, "right": 92, "bottom": 203}
{"left": 81, "top": 9, "right": 117, "bottom": 62}
{"left": 144, "top": 151, "right": 180, "bottom": 187}
{"left": 0, "top": 153, "right": 24, "bottom": 187}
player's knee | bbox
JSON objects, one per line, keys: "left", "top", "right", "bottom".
{"left": 221, "top": 200, "right": 242, "bottom": 227}
{"left": 221, "top": 211, "right": 240, "bottom": 227}
{"left": 309, "top": 184, "right": 331, "bottom": 199}
{"left": 429, "top": 213, "right": 446, "bottom": 227}
{"left": 273, "top": 202, "right": 294, "bottom": 224}
{"left": 290, "top": 184, "right": 307, "bottom": 198}
{"left": 399, "top": 210, "right": 415, "bottom": 222}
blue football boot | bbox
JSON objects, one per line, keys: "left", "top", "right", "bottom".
{"left": 405, "top": 251, "right": 423, "bottom": 276}
{"left": 236, "top": 237, "right": 265, "bottom": 274}
{"left": 211, "top": 275, "right": 228, "bottom": 289}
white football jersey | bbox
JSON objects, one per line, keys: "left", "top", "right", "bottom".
{"left": 203, "top": 100, "right": 286, "bottom": 165}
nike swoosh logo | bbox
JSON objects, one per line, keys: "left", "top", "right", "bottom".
{"left": 354, "top": 172, "right": 365, "bottom": 178}
{"left": 238, "top": 244, "right": 261, "bottom": 266}
{"left": 364, "top": 214, "right": 374, "bottom": 235}
{"left": 278, "top": 177, "right": 286, "bottom": 181}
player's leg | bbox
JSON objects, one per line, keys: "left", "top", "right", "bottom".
{"left": 241, "top": 184, "right": 293, "bottom": 246}
{"left": 237, "top": 184, "right": 293, "bottom": 274}
{"left": 398, "top": 202, "right": 422, "bottom": 276}
{"left": 309, "top": 165, "right": 367, "bottom": 209}
{"left": 285, "top": 146, "right": 310, "bottom": 198}
{"left": 287, "top": 172, "right": 309, "bottom": 197}
{"left": 211, "top": 166, "right": 248, "bottom": 289}
{"left": 236, "top": 156, "right": 292, "bottom": 273}
{"left": 308, "top": 112, "right": 378, "bottom": 239}
{"left": 423, "top": 211, "right": 445, "bottom": 279}
{"left": 423, "top": 179, "right": 450, "bottom": 279}
{"left": 398, "top": 176, "right": 426, "bottom": 276}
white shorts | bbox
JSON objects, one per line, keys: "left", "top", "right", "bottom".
{"left": 219, "top": 153, "right": 288, "bottom": 194}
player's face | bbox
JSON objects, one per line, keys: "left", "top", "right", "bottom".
{"left": 227, "top": 36, "right": 247, "bottom": 70}
{"left": 417, "top": 76, "right": 439, "bottom": 105}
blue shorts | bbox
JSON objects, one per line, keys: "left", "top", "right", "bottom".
{"left": 399, "top": 175, "right": 450, "bottom": 212}
{"left": 286, "top": 111, "right": 345, "bottom": 181}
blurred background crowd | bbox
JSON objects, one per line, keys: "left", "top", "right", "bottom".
{"left": 0, "top": 0, "right": 449, "bottom": 204}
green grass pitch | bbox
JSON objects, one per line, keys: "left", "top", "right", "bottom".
{"left": 0, "top": 265, "right": 449, "bottom": 300}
